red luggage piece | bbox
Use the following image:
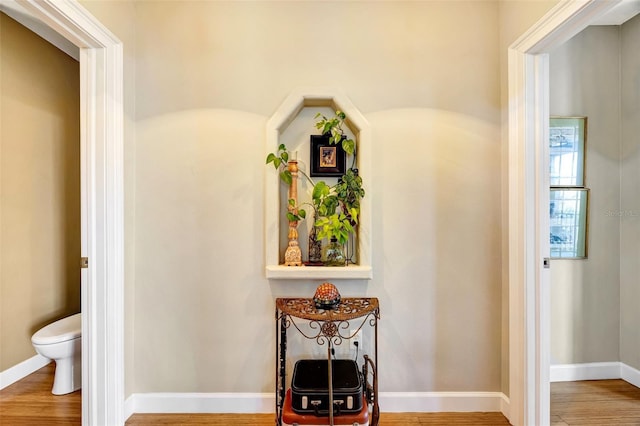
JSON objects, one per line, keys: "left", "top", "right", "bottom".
{"left": 282, "top": 388, "right": 369, "bottom": 426}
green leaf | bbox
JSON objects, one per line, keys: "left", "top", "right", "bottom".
{"left": 315, "top": 216, "right": 328, "bottom": 227}
{"left": 273, "top": 158, "right": 281, "bottom": 169}
{"left": 342, "top": 139, "right": 355, "bottom": 155}
{"left": 344, "top": 221, "right": 354, "bottom": 234}
{"left": 280, "top": 170, "right": 292, "bottom": 185}
{"left": 278, "top": 143, "right": 286, "bottom": 151}
{"left": 286, "top": 212, "right": 297, "bottom": 222}
{"left": 312, "top": 181, "right": 329, "bottom": 200}
{"left": 339, "top": 230, "right": 348, "bottom": 243}
{"left": 288, "top": 198, "right": 296, "bottom": 207}
{"left": 266, "top": 153, "right": 276, "bottom": 164}
{"left": 298, "top": 209, "right": 306, "bottom": 219}
{"left": 337, "top": 111, "right": 346, "bottom": 120}
{"left": 282, "top": 152, "right": 289, "bottom": 162}
{"left": 349, "top": 207, "right": 359, "bottom": 223}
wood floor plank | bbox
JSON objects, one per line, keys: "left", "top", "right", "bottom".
{"left": 550, "top": 380, "right": 640, "bottom": 425}
{"left": 380, "top": 412, "right": 511, "bottom": 425}
{"left": 378, "top": 413, "right": 422, "bottom": 425}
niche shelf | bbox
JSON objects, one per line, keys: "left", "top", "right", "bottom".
{"left": 265, "top": 88, "right": 372, "bottom": 280}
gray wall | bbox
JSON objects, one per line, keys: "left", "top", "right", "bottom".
{"left": 550, "top": 21, "right": 640, "bottom": 368}
{"left": 549, "top": 26, "right": 621, "bottom": 364}
{"left": 620, "top": 14, "right": 640, "bottom": 372}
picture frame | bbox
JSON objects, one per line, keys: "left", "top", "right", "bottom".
{"left": 310, "top": 134, "right": 346, "bottom": 177}
{"left": 550, "top": 188, "right": 589, "bottom": 259}
{"left": 549, "top": 116, "right": 587, "bottom": 187}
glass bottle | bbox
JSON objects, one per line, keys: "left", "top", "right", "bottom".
{"left": 323, "top": 237, "right": 346, "bottom": 266}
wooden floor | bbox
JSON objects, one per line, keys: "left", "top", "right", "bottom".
{"left": 0, "top": 363, "right": 81, "bottom": 425}
{"left": 551, "top": 379, "right": 640, "bottom": 425}
{"left": 126, "top": 412, "right": 510, "bottom": 425}
{"left": 2, "top": 364, "right": 640, "bottom": 425}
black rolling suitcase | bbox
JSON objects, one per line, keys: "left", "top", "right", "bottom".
{"left": 290, "top": 359, "right": 364, "bottom": 416}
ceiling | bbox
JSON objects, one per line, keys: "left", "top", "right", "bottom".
{"left": 592, "top": 0, "right": 640, "bottom": 25}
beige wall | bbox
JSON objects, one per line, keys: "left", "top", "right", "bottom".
{"left": 0, "top": 13, "right": 80, "bottom": 371}
{"left": 620, "top": 13, "right": 640, "bottom": 372}
{"left": 132, "top": 0, "right": 505, "bottom": 393}
{"left": 549, "top": 26, "right": 622, "bottom": 364}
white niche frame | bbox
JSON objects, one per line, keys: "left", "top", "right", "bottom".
{"left": 265, "top": 89, "right": 372, "bottom": 280}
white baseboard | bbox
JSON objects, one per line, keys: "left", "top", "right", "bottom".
{"left": 0, "top": 354, "right": 51, "bottom": 390}
{"left": 500, "top": 393, "right": 511, "bottom": 421}
{"left": 126, "top": 392, "right": 276, "bottom": 417}
{"left": 124, "top": 391, "right": 508, "bottom": 420}
{"left": 621, "top": 363, "right": 640, "bottom": 388}
{"left": 550, "top": 361, "right": 640, "bottom": 385}
{"left": 378, "top": 391, "right": 507, "bottom": 412}
{"left": 550, "top": 362, "right": 621, "bottom": 382}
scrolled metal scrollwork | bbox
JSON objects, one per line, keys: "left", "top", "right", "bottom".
{"left": 276, "top": 297, "right": 379, "bottom": 321}
{"left": 280, "top": 311, "right": 379, "bottom": 347}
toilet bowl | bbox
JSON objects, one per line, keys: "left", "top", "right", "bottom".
{"left": 31, "top": 313, "right": 81, "bottom": 395}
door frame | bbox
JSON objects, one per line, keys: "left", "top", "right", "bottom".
{"left": 507, "top": 1, "right": 621, "bottom": 425}
{"left": 16, "top": 0, "right": 125, "bottom": 424}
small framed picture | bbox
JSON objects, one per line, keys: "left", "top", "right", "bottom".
{"left": 310, "top": 134, "right": 346, "bottom": 177}
{"left": 550, "top": 188, "right": 589, "bottom": 259}
{"left": 549, "top": 117, "right": 587, "bottom": 186}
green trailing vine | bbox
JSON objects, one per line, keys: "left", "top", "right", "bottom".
{"left": 265, "top": 144, "right": 307, "bottom": 223}
{"left": 265, "top": 144, "right": 293, "bottom": 185}
{"left": 312, "top": 111, "right": 364, "bottom": 246}
{"left": 314, "top": 111, "right": 357, "bottom": 169}
{"left": 265, "top": 110, "right": 365, "bottom": 252}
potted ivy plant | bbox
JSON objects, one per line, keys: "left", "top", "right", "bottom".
{"left": 312, "top": 111, "right": 365, "bottom": 265}
{"left": 265, "top": 111, "right": 365, "bottom": 266}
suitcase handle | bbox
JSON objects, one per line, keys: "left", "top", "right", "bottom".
{"left": 333, "top": 399, "right": 343, "bottom": 416}
{"left": 309, "top": 399, "right": 345, "bottom": 417}
{"left": 310, "top": 400, "right": 321, "bottom": 416}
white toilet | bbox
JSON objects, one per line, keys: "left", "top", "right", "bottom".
{"left": 31, "top": 313, "right": 82, "bottom": 395}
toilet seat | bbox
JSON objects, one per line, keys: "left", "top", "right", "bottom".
{"left": 32, "top": 313, "right": 81, "bottom": 345}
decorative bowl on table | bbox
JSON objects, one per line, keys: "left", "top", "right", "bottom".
{"left": 313, "top": 282, "right": 341, "bottom": 309}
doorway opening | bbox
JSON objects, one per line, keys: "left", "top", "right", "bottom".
{"left": 508, "top": 0, "right": 639, "bottom": 425}
{"left": 3, "top": 1, "right": 126, "bottom": 424}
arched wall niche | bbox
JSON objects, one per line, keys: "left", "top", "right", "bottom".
{"left": 265, "top": 89, "right": 372, "bottom": 280}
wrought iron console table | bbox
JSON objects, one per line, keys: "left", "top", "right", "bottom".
{"left": 275, "top": 297, "right": 380, "bottom": 426}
